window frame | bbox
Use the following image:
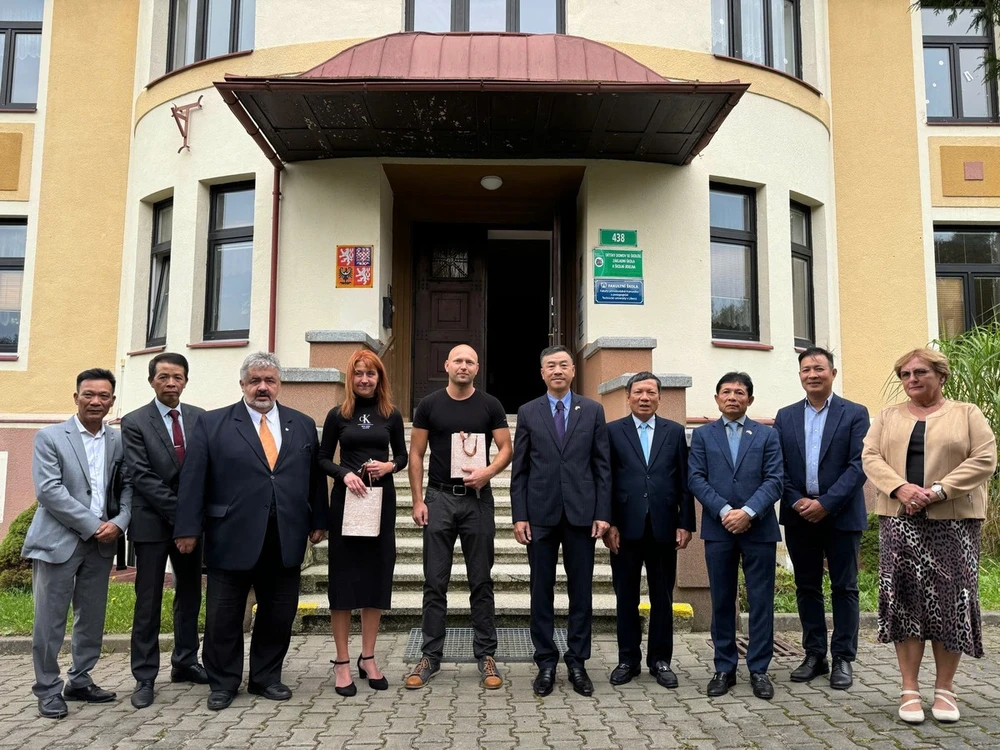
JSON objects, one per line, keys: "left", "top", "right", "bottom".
{"left": 0, "top": 217, "right": 27, "bottom": 353}
{"left": 146, "top": 199, "right": 173, "bottom": 348}
{"left": 934, "top": 225, "right": 1000, "bottom": 334}
{"left": 715, "top": 0, "right": 803, "bottom": 79}
{"left": 789, "top": 200, "right": 814, "bottom": 349}
{"left": 922, "top": 11, "right": 999, "bottom": 123}
{"left": 204, "top": 181, "right": 255, "bottom": 341}
{"left": 709, "top": 182, "right": 760, "bottom": 342}
{"left": 405, "top": 0, "right": 566, "bottom": 33}
{"left": 0, "top": 18, "right": 42, "bottom": 109}
{"left": 166, "top": 0, "right": 254, "bottom": 74}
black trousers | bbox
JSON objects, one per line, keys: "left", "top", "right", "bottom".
{"left": 130, "top": 538, "right": 204, "bottom": 681}
{"left": 421, "top": 488, "right": 497, "bottom": 662}
{"left": 203, "top": 516, "right": 300, "bottom": 692}
{"left": 610, "top": 516, "right": 677, "bottom": 669}
{"left": 528, "top": 517, "right": 595, "bottom": 669}
{"left": 784, "top": 522, "right": 862, "bottom": 661}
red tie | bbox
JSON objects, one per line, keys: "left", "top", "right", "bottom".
{"left": 168, "top": 409, "right": 185, "bottom": 464}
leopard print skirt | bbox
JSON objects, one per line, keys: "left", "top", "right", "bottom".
{"left": 877, "top": 515, "right": 983, "bottom": 658}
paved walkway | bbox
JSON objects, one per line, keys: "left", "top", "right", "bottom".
{"left": 0, "top": 630, "right": 998, "bottom": 749}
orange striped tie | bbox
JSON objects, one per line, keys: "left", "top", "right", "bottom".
{"left": 259, "top": 416, "right": 278, "bottom": 469}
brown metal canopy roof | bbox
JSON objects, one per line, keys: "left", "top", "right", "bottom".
{"left": 216, "top": 33, "right": 748, "bottom": 168}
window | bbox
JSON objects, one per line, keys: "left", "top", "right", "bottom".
{"left": 921, "top": 7, "right": 997, "bottom": 122}
{"left": 712, "top": 0, "right": 801, "bottom": 78}
{"left": 147, "top": 200, "right": 172, "bottom": 347}
{"left": 0, "top": 0, "right": 43, "bottom": 108}
{"left": 934, "top": 226, "right": 1000, "bottom": 338}
{"left": 167, "top": 0, "right": 254, "bottom": 73}
{"left": 407, "top": 0, "right": 563, "bottom": 33}
{"left": 205, "top": 183, "right": 254, "bottom": 340}
{"left": 790, "top": 202, "right": 814, "bottom": 347}
{"left": 0, "top": 219, "right": 26, "bottom": 353}
{"left": 710, "top": 184, "right": 759, "bottom": 340}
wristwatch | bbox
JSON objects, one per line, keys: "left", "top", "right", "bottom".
{"left": 931, "top": 483, "right": 947, "bottom": 501}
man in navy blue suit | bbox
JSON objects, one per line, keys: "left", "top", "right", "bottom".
{"left": 773, "top": 347, "right": 869, "bottom": 690}
{"left": 603, "top": 372, "right": 695, "bottom": 689}
{"left": 688, "top": 371, "right": 782, "bottom": 700}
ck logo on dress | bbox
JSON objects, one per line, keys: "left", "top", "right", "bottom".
{"left": 359, "top": 414, "right": 372, "bottom": 428}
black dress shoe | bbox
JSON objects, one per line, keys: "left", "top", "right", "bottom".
{"left": 248, "top": 681, "right": 292, "bottom": 701}
{"left": 707, "top": 670, "right": 736, "bottom": 696}
{"left": 171, "top": 664, "right": 209, "bottom": 684}
{"left": 207, "top": 690, "right": 236, "bottom": 711}
{"left": 790, "top": 653, "right": 829, "bottom": 683}
{"left": 38, "top": 695, "right": 68, "bottom": 719}
{"left": 63, "top": 683, "right": 116, "bottom": 703}
{"left": 533, "top": 667, "right": 556, "bottom": 697}
{"left": 750, "top": 672, "right": 774, "bottom": 700}
{"left": 609, "top": 662, "right": 641, "bottom": 686}
{"left": 829, "top": 657, "right": 853, "bottom": 690}
{"left": 649, "top": 661, "right": 679, "bottom": 689}
{"left": 567, "top": 667, "right": 594, "bottom": 697}
{"left": 130, "top": 680, "right": 155, "bottom": 709}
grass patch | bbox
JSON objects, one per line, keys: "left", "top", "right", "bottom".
{"left": 0, "top": 582, "right": 207, "bottom": 636}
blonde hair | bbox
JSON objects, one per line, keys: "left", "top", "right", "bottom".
{"left": 893, "top": 347, "right": 950, "bottom": 383}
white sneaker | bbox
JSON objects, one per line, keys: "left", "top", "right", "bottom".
{"left": 898, "top": 690, "right": 925, "bottom": 724}
{"left": 931, "top": 689, "right": 960, "bottom": 722}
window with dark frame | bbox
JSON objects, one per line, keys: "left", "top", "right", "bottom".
{"left": 0, "top": 0, "right": 43, "bottom": 109}
{"left": 205, "top": 182, "right": 254, "bottom": 341}
{"left": 709, "top": 184, "right": 759, "bottom": 341}
{"left": 167, "top": 0, "right": 255, "bottom": 74}
{"left": 711, "top": 0, "right": 802, "bottom": 78}
{"left": 790, "top": 201, "right": 814, "bottom": 348}
{"left": 921, "top": 7, "right": 997, "bottom": 122}
{"left": 0, "top": 218, "right": 26, "bottom": 353}
{"left": 147, "top": 200, "right": 173, "bottom": 348}
{"left": 407, "top": 0, "right": 564, "bottom": 33}
{"left": 934, "top": 226, "right": 1000, "bottom": 338}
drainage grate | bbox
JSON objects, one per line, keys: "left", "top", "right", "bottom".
{"left": 706, "top": 636, "right": 804, "bottom": 659}
{"left": 403, "top": 627, "right": 568, "bottom": 663}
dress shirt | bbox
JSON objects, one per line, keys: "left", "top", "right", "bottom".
{"left": 720, "top": 415, "right": 756, "bottom": 519}
{"left": 547, "top": 392, "right": 572, "bottom": 432}
{"left": 155, "top": 399, "right": 185, "bottom": 442}
{"left": 244, "top": 401, "right": 282, "bottom": 454}
{"left": 803, "top": 396, "right": 832, "bottom": 496}
{"left": 74, "top": 415, "right": 106, "bottom": 518}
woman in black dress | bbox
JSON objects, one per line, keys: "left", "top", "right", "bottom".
{"left": 318, "top": 349, "right": 406, "bottom": 696}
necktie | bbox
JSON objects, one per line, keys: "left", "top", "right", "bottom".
{"left": 168, "top": 409, "right": 185, "bottom": 464}
{"left": 639, "top": 422, "right": 650, "bottom": 464}
{"left": 259, "top": 415, "right": 279, "bottom": 470}
{"left": 554, "top": 400, "right": 566, "bottom": 443}
{"left": 727, "top": 422, "right": 740, "bottom": 465}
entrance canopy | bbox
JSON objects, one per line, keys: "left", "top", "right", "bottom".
{"left": 216, "top": 33, "right": 748, "bottom": 166}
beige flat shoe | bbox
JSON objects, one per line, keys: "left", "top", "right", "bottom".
{"left": 898, "top": 690, "right": 925, "bottom": 724}
{"left": 931, "top": 689, "right": 960, "bottom": 722}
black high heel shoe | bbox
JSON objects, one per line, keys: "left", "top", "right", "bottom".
{"left": 330, "top": 659, "right": 357, "bottom": 697}
{"left": 358, "top": 654, "right": 389, "bottom": 691}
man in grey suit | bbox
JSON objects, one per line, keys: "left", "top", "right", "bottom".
{"left": 121, "top": 352, "right": 208, "bottom": 709}
{"left": 22, "top": 368, "right": 132, "bottom": 719}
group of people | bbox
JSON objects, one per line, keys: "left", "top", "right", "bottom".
{"left": 19, "top": 342, "right": 995, "bottom": 729}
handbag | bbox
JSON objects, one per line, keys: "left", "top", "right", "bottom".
{"left": 342, "top": 463, "right": 383, "bottom": 537}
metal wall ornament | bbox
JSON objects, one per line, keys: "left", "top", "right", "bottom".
{"left": 170, "top": 95, "right": 203, "bottom": 153}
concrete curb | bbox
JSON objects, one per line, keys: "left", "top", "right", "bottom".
{"left": 0, "top": 634, "right": 174, "bottom": 656}
{"left": 741, "top": 611, "right": 1000, "bottom": 633}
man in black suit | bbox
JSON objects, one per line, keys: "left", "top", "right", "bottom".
{"left": 511, "top": 345, "right": 611, "bottom": 698}
{"left": 773, "top": 347, "right": 869, "bottom": 690}
{"left": 603, "top": 372, "right": 695, "bottom": 689}
{"left": 174, "top": 352, "right": 327, "bottom": 711}
{"left": 122, "top": 353, "right": 208, "bottom": 709}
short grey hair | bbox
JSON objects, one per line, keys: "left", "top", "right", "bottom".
{"left": 240, "top": 351, "right": 282, "bottom": 381}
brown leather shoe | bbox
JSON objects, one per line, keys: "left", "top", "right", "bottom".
{"left": 479, "top": 656, "right": 503, "bottom": 689}
{"left": 404, "top": 656, "right": 439, "bottom": 689}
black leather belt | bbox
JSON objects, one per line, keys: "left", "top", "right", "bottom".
{"left": 427, "top": 480, "right": 476, "bottom": 497}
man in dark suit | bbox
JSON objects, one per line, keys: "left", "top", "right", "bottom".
{"left": 121, "top": 352, "right": 208, "bottom": 709}
{"left": 603, "top": 372, "right": 695, "bottom": 689}
{"left": 511, "top": 345, "right": 611, "bottom": 698}
{"left": 773, "top": 347, "right": 869, "bottom": 690}
{"left": 174, "top": 352, "right": 327, "bottom": 711}
{"left": 689, "top": 371, "right": 782, "bottom": 700}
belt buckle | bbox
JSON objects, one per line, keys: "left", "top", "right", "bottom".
{"left": 452, "top": 484, "right": 467, "bottom": 497}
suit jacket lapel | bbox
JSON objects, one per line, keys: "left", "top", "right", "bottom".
{"left": 711, "top": 419, "right": 734, "bottom": 470}
{"left": 646, "top": 417, "right": 668, "bottom": 467}
{"left": 818, "top": 396, "right": 845, "bottom": 464}
{"left": 64, "top": 419, "right": 91, "bottom": 488}
{"left": 792, "top": 398, "right": 807, "bottom": 464}
{"left": 104, "top": 427, "right": 117, "bottom": 478}
{"left": 273, "top": 406, "right": 295, "bottom": 469}
{"left": 562, "top": 394, "right": 583, "bottom": 446}
{"left": 733, "top": 419, "right": 757, "bottom": 473}
{"left": 623, "top": 417, "right": 646, "bottom": 466}
{"left": 234, "top": 403, "right": 271, "bottom": 470}
{"left": 148, "top": 401, "right": 179, "bottom": 468}
{"left": 539, "top": 396, "right": 562, "bottom": 452}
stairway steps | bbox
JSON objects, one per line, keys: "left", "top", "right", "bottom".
{"left": 311, "top": 537, "right": 613, "bottom": 566}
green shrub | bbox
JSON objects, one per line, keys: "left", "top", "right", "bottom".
{"left": 859, "top": 513, "right": 880, "bottom": 571}
{"left": 0, "top": 502, "right": 36, "bottom": 592}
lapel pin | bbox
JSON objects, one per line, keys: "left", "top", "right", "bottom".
{"left": 285, "top": 427, "right": 290, "bottom": 432}
{"left": 746, "top": 430, "right": 753, "bottom": 435}
{"left": 574, "top": 405, "right": 581, "bottom": 411}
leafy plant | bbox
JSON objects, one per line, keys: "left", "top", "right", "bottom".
{"left": 0, "top": 503, "right": 36, "bottom": 591}
{"left": 915, "top": 2, "right": 1000, "bottom": 84}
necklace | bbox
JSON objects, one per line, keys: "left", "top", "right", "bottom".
{"left": 461, "top": 434, "right": 479, "bottom": 457}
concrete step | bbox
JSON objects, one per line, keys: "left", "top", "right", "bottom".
{"left": 390, "top": 474, "right": 512, "bottom": 490}
{"left": 393, "top": 514, "right": 517, "bottom": 538}
{"left": 311, "top": 537, "right": 613, "bottom": 566}
{"left": 391, "top": 492, "right": 512, "bottom": 510}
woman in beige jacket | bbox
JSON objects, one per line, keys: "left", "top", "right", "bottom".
{"left": 862, "top": 348, "right": 996, "bottom": 725}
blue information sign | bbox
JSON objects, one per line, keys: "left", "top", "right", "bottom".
{"left": 594, "top": 279, "right": 644, "bottom": 305}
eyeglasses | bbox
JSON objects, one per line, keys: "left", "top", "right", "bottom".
{"left": 899, "top": 368, "right": 933, "bottom": 380}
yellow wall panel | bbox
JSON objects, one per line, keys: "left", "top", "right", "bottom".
{"left": 0, "top": 125, "right": 33, "bottom": 200}
{"left": 940, "top": 146, "right": 1000, "bottom": 197}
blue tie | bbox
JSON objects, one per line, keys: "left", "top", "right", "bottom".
{"left": 554, "top": 400, "right": 566, "bottom": 443}
{"left": 727, "top": 422, "right": 740, "bottom": 465}
{"left": 639, "top": 422, "right": 650, "bottom": 464}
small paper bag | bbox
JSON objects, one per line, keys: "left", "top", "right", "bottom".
{"left": 451, "top": 432, "right": 487, "bottom": 479}
{"left": 342, "top": 487, "right": 383, "bottom": 537}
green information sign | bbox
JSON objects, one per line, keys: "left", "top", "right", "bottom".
{"left": 593, "top": 247, "right": 643, "bottom": 278}
{"left": 599, "top": 229, "right": 638, "bottom": 247}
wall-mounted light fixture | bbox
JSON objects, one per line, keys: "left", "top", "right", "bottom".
{"left": 480, "top": 175, "right": 503, "bottom": 191}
